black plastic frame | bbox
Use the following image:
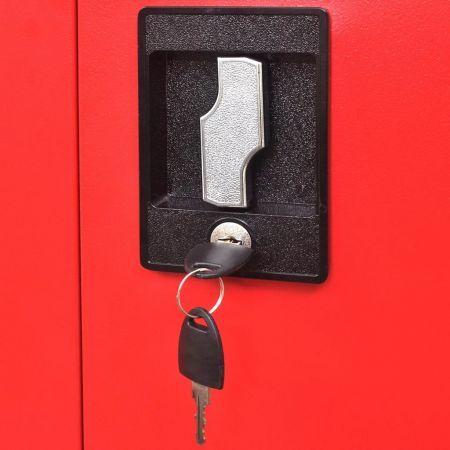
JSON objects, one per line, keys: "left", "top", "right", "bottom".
{"left": 138, "top": 7, "right": 329, "bottom": 282}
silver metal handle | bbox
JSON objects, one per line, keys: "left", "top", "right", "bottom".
{"left": 200, "top": 57, "right": 265, "bottom": 208}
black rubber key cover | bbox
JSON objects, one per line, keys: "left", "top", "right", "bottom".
{"left": 178, "top": 307, "right": 224, "bottom": 389}
{"left": 185, "top": 242, "right": 253, "bottom": 278}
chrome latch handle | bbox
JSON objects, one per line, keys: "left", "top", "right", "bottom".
{"left": 200, "top": 57, "right": 265, "bottom": 208}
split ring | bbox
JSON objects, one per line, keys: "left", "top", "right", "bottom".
{"left": 176, "top": 268, "right": 224, "bottom": 318}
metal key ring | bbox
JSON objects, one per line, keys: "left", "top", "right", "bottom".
{"left": 176, "top": 268, "right": 225, "bottom": 318}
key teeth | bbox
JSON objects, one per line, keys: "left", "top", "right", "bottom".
{"left": 192, "top": 382, "right": 210, "bottom": 444}
{"left": 197, "top": 406, "right": 207, "bottom": 443}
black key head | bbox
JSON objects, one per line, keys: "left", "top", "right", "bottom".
{"left": 178, "top": 307, "right": 224, "bottom": 390}
{"left": 185, "top": 242, "right": 253, "bottom": 279}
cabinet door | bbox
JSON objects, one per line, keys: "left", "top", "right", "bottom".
{"left": 78, "top": 1, "right": 450, "bottom": 449}
{"left": 0, "top": 1, "right": 82, "bottom": 449}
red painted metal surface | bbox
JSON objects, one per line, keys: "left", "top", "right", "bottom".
{"left": 0, "top": 1, "right": 82, "bottom": 449}
{"left": 79, "top": 1, "right": 450, "bottom": 449}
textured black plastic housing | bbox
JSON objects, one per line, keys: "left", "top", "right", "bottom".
{"left": 138, "top": 7, "right": 328, "bottom": 282}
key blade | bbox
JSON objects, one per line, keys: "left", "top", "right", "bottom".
{"left": 192, "top": 381, "right": 210, "bottom": 406}
{"left": 192, "top": 382, "right": 209, "bottom": 444}
{"left": 195, "top": 399, "right": 206, "bottom": 445}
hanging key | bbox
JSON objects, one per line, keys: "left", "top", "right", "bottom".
{"left": 179, "top": 307, "right": 224, "bottom": 444}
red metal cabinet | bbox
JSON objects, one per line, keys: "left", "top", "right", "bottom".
{"left": 0, "top": 1, "right": 82, "bottom": 449}
{"left": 85, "top": 0, "right": 450, "bottom": 449}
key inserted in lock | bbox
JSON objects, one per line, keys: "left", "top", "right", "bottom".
{"left": 200, "top": 57, "right": 265, "bottom": 208}
{"left": 185, "top": 222, "right": 253, "bottom": 278}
